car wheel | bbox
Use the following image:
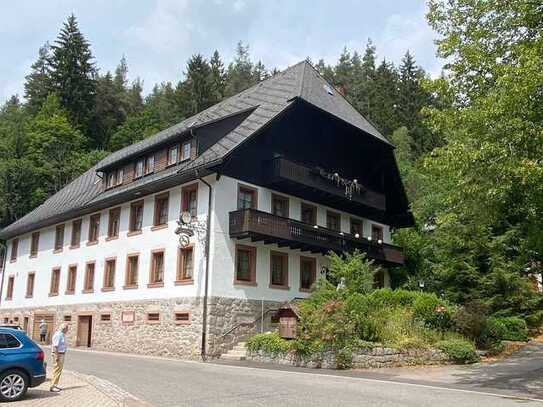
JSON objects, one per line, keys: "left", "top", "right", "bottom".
{"left": 0, "top": 370, "right": 29, "bottom": 402}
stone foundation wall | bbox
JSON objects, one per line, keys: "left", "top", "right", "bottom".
{"left": 0, "top": 296, "right": 283, "bottom": 359}
{"left": 206, "top": 297, "right": 282, "bottom": 357}
{"left": 247, "top": 346, "right": 450, "bottom": 369}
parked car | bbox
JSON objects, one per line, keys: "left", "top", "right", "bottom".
{"left": 0, "top": 328, "right": 46, "bottom": 402}
{"left": 0, "top": 325, "right": 23, "bottom": 330}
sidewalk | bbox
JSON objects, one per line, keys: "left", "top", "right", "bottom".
{"left": 10, "top": 370, "right": 146, "bottom": 407}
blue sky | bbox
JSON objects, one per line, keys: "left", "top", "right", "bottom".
{"left": 0, "top": 0, "right": 441, "bottom": 103}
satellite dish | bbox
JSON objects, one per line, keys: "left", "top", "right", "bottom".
{"left": 180, "top": 211, "right": 192, "bottom": 225}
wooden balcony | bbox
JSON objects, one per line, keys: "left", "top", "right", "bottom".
{"left": 229, "top": 209, "right": 404, "bottom": 265}
{"left": 265, "top": 157, "right": 386, "bottom": 211}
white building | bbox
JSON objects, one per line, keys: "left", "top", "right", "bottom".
{"left": 0, "top": 62, "right": 413, "bottom": 359}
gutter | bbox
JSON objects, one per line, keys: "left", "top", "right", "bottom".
{"left": 197, "top": 172, "right": 214, "bottom": 361}
{"left": 0, "top": 241, "right": 7, "bottom": 308}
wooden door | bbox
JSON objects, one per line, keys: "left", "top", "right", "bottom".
{"left": 77, "top": 316, "right": 92, "bottom": 347}
{"left": 32, "top": 314, "right": 55, "bottom": 344}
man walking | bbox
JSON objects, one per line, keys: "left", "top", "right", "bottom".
{"left": 39, "top": 319, "right": 47, "bottom": 343}
{"left": 50, "top": 323, "right": 68, "bottom": 392}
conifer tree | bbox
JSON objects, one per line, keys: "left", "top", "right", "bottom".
{"left": 209, "top": 50, "right": 226, "bottom": 104}
{"left": 225, "top": 42, "right": 256, "bottom": 96}
{"left": 24, "top": 43, "right": 53, "bottom": 115}
{"left": 49, "top": 14, "right": 97, "bottom": 141}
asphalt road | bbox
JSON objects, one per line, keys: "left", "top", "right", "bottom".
{"left": 43, "top": 343, "right": 543, "bottom": 407}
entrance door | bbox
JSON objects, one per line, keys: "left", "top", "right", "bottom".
{"left": 77, "top": 316, "right": 92, "bottom": 347}
{"left": 32, "top": 314, "right": 55, "bottom": 344}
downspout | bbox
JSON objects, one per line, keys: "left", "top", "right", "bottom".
{"left": 0, "top": 241, "right": 7, "bottom": 308}
{"left": 197, "top": 173, "right": 213, "bottom": 361}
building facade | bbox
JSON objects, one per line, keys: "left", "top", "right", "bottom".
{"left": 0, "top": 62, "right": 413, "bottom": 358}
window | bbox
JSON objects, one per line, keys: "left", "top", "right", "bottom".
{"left": 300, "top": 257, "right": 316, "bottom": 291}
{"left": 174, "top": 312, "right": 190, "bottom": 324}
{"left": 9, "top": 239, "right": 18, "bottom": 262}
{"left": 270, "top": 251, "right": 288, "bottom": 288}
{"left": 71, "top": 219, "right": 82, "bottom": 247}
{"left": 177, "top": 247, "right": 193, "bottom": 282}
{"left": 129, "top": 200, "right": 144, "bottom": 233}
{"left": 237, "top": 185, "right": 257, "bottom": 209}
{"left": 301, "top": 203, "right": 317, "bottom": 225}
{"left": 100, "top": 314, "right": 111, "bottom": 322}
{"left": 135, "top": 159, "right": 144, "bottom": 178}
{"left": 84, "top": 262, "right": 95, "bottom": 292}
{"left": 371, "top": 225, "right": 384, "bottom": 241}
{"left": 167, "top": 146, "right": 178, "bottom": 166}
{"left": 326, "top": 211, "right": 341, "bottom": 231}
{"left": 50, "top": 268, "right": 60, "bottom": 296}
{"left": 180, "top": 141, "right": 191, "bottom": 161}
{"left": 103, "top": 258, "right": 116, "bottom": 290}
{"left": 350, "top": 218, "right": 363, "bottom": 236}
{"left": 106, "top": 172, "right": 116, "bottom": 189}
{"left": 29, "top": 232, "right": 39, "bottom": 257}
{"left": 153, "top": 193, "right": 169, "bottom": 227}
{"left": 88, "top": 214, "right": 100, "bottom": 243}
{"left": 181, "top": 184, "right": 198, "bottom": 218}
{"left": 0, "top": 333, "right": 21, "bottom": 349}
{"left": 26, "top": 273, "right": 35, "bottom": 298}
{"left": 108, "top": 208, "right": 121, "bottom": 239}
{"left": 116, "top": 168, "right": 124, "bottom": 186}
{"left": 63, "top": 315, "right": 72, "bottom": 322}
{"left": 145, "top": 154, "right": 155, "bottom": 175}
{"left": 125, "top": 254, "right": 139, "bottom": 288}
{"left": 54, "top": 224, "right": 65, "bottom": 251}
{"left": 271, "top": 194, "right": 289, "bottom": 218}
{"left": 66, "top": 265, "right": 77, "bottom": 294}
{"left": 149, "top": 250, "right": 165, "bottom": 286}
{"left": 5, "top": 276, "right": 14, "bottom": 300}
{"left": 235, "top": 245, "right": 256, "bottom": 285}
{"left": 147, "top": 312, "right": 160, "bottom": 323}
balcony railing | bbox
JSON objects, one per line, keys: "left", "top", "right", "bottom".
{"left": 229, "top": 209, "right": 404, "bottom": 265}
{"left": 266, "top": 157, "right": 386, "bottom": 211}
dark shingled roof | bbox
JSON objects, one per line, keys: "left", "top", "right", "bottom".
{"left": 0, "top": 61, "right": 390, "bottom": 240}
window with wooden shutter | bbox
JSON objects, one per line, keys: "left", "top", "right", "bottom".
{"left": 66, "top": 265, "right": 77, "bottom": 294}
{"left": 103, "top": 258, "right": 116, "bottom": 290}
{"left": 88, "top": 214, "right": 100, "bottom": 243}
{"left": 125, "top": 254, "right": 139, "bottom": 288}
{"left": 371, "top": 225, "right": 384, "bottom": 241}
{"left": 30, "top": 232, "right": 39, "bottom": 257}
{"left": 177, "top": 247, "right": 194, "bottom": 283}
{"left": 350, "top": 218, "right": 363, "bottom": 236}
{"left": 145, "top": 155, "right": 155, "bottom": 175}
{"left": 50, "top": 268, "right": 60, "bottom": 296}
{"left": 149, "top": 250, "right": 165, "bottom": 287}
{"left": 83, "top": 262, "right": 95, "bottom": 293}
{"left": 167, "top": 146, "right": 178, "bottom": 166}
{"left": 271, "top": 194, "right": 289, "bottom": 218}
{"left": 6, "top": 276, "right": 14, "bottom": 300}
{"left": 237, "top": 185, "right": 257, "bottom": 209}
{"left": 9, "top": 239, "right": 18, "bottom": 262}
{"left": 153, "top": 193, "right": 169, "bottom": 227}
{"left": 326, "top": 211, "right": 341, "bottom": 232}
{"left": 135, "top": 159, "right": 144, "bottom": 178}
{"left": 301, "top": 203, "right": 317, "bottom": 225}
{"left": 181, "top": 184, "right": 198, "bottom": 218}
{"left": 270, "top": 251, "right": 288, "bottom": 289}
{"left": 300, "top": 257, "right": 316, "bottom": 291}
{"left": 54, "top": 225, "right": 65, "bottom": 251}
{"left": 108, "top": 208, "right": 121, "bottom": 239}
{"left": 180, "top": 141, "right": 191, "bottom": 161}
{"left": 234, "top": 245, "right": 256, "bottom": 285}
{"left": 71, "top": 219, "right": 82, "bottom": 247}
{"left": 26, "top": 273, "right": 35, "bottom": 298}
{"left": 129, "top": 200, "right": 144, "bottom": 233}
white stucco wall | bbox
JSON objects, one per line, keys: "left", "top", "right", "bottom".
{"left": 1, "top": 174, "right": 392, "bottom": 309}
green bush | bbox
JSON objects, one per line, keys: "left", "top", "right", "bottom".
{"left": 525, "top": 310, "right": 543, "bottom": 329}
{"left": 246, "top": 332, "right": 290, "bottom": 355}
{"left": 493, "top": 317, "right": 528, "bottom": 341}
{"left": 435, "top": 339, "right": 480, "bottom": 364}
{"left": 452, "top": 301, "right": 490, "bottom": 346}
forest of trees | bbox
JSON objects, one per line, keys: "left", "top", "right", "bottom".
{"left": 1, "top": 0, "right": 541, "bottom": 321}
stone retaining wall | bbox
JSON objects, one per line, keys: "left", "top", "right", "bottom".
{"left": 247, "top": 346, "right": 450, "bottom": 369}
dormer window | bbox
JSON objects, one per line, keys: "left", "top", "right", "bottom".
{"left": 181, "top": 141, "right": 191, "bottom": 161}
{"left": 135, "top": 159, "right": 144, "bottom": 178}
{"left": 168, "top": 146, "right": 178, "bottom": 166}
{"left": 145, "top": 155, "right": 155, "bottom": 175}
{"left": 106, "top": 172, "right": 116, "bottom": 189}
{"left": 116, "top": 168, "right": 124, "bottom": 185}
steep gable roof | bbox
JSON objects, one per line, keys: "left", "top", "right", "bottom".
{"left": 0, "top": 61, "right": 390, "bottom": 240}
